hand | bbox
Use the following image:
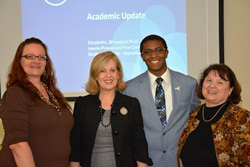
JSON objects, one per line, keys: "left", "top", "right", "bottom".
{"left": 137, "top": 161, "right": 148, "bottom": 167}
{"left": 70, "top": 161, "right": 80, "bottom": 167}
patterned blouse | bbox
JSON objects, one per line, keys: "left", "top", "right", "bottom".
{"left": 177, "top": 103, "right": 250, "bottom": 167}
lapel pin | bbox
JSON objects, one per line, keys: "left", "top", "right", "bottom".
{"left": 175, "top": 86, "right": 180, "bottom": 91}
{"left": 120, "top": 107, "right": 128, "bottom": 115}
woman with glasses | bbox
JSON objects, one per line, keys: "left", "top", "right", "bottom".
{"left": 0, "top": 37, "right": 73, "bottom": 167}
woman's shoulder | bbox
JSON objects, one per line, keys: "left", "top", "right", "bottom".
{"left": 0, "top": 84, "right": 31, "bottom": 113}
{"left": 117, "top": 92, "right": 137, "bottom": 101}
{"left": 75, "top": 94, "right": 90, "bottom": 100}
{"left": 190, "top": 105, "right": 202, "bottom": 117}
{"left": 227, "top": 104, "right": 249, "bottom": 124}
{"left": 3, "top": 83, "right": 29, "bottom": 100}
{"left": 228, "top": 103, "right": 249, "bottom": 113}
{"left": 75, "top": 94, "right": 98, "bottom": 104}
{"left": 115, "top": 92, "right": 140, "bottom": 106}
{"left": 7, "top": 83, "right": 24, "bottom": 91}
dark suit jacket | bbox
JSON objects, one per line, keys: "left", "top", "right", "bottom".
{"left": 70, "top": 92, "right": 152, "bottom": 167}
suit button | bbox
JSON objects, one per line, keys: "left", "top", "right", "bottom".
{"left": 113, "top": 130, "right": 119, "bottom": 135}
{"left": 163, "top": 150, "right": 166, "bottom": 153}
{"left": 112, "top": 110, "right": 116, "bottom": 115}
{"left": 116, "top": 152, "right": 121, "bottom": 156}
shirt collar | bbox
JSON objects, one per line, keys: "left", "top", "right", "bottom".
{"left": 147, "top": 69, "right": 170, "bottom": 86}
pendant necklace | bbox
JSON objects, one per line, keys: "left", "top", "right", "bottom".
{"left": 202, "top": 103, "right": 226, "bottom": 122}
{"left": 37, "top": 82, "right": 62, "bottom": 117}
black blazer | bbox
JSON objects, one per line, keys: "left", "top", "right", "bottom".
{"left": 70, "top": 92, "right": 152, "bottom": 167}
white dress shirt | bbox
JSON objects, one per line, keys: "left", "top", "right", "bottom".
{"left": 148, "top": 69, "right": 173, "bottom": 122}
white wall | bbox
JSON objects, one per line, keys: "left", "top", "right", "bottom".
{"left": 0, "top": 0, "right": 22, "bottom": 95}
{"left": 0, "top": 0, "right": 22, "bottom": 145}
{"left": 224, "top": 0, "right": 250, "bottom": 110}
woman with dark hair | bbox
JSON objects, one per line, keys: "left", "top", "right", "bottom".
{"left": 177, "top": 64, "right": 249, "bottom": 167}
{"left": 70, "top": 51, "right": 152, "bottom": 167}
{"left": 0, "top": 37, "right": 73, "bottom": 167}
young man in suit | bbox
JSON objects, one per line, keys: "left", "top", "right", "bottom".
{"left": 123, "top": 34, "right": 200, "bottom": 167}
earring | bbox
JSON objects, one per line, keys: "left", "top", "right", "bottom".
{"left": 43, "top": 70, "right": 46, "bottom": 76}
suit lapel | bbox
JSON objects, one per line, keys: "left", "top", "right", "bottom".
{"left": 139, "top": 72, "right": 163, "bottom": 128}
{"left": 165, "top": 69, "right": 182, "bottom": 130}
{"left": 87, "top": 95, "right": 102, "bottom": 141}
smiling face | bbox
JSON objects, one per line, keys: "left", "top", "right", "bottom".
{"left": 96, "top": 59, "right": 119, "bottom": 93}
{"left": 20, "top": 44, "right": 46, "bottom": 82}
{"left": 202, "top": 70, "right": 233, "bottom": 107}
{"left": 141, "top": 40, "right": 168, "bottom": 77}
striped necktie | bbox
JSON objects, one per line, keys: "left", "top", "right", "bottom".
{"left": 155, "top": 78, "right": 166, "bottom": 126}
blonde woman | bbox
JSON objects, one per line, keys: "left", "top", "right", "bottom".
{"left": 70, "top": 51, "right": 152, "bottom": 167}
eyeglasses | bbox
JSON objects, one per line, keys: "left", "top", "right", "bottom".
{"left": 141, "top": 48, "right": 167, "bottom": 56}
{"left": 22, "top": 54, "right": 47, "bottom": 61}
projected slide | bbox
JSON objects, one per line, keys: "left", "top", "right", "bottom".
{"left": 21, "top": 0, "right": 187, "bottom": 96}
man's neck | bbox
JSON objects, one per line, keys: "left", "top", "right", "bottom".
{"left": 149, "top": 68, "right": 168, "bottom": 77}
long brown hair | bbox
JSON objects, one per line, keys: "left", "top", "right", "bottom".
{"left": 7, "top": 37, "right": 70, "bottom": 109}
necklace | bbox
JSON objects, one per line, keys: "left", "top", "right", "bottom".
{"left": 37, "top": 82, "right": 62, "bottom": 117}
{"left": 99, "top": 106, "right": 111, "bottom": 127}
{"left": 202, "top": 103, "right": 226, "bottom": 122}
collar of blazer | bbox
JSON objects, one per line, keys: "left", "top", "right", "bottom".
{"left": 92, "top": 91, "right": 122, "bottom": 106}
{"left": 168, "top": 68, "right": 181, "bottom": 82}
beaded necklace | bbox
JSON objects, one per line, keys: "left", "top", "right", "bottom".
{"left": 99, "top": 105, "right": 111, "bottom": 127}
{"left": 37, "top": 82, "right": 62, "bottom": 117}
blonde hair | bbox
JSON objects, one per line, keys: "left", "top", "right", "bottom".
{"left": 85, "top": 51, "right": 126, "bottom": 95}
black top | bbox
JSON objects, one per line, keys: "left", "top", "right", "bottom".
{"left": 180, "top": 101, "right": 230, "bottom": 167}
{"left": 70, "top": 92, "right": 153, "bottom": 167}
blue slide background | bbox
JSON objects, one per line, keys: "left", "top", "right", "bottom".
{"left": 21, "top": 0, "right": 187, "bottom": 95}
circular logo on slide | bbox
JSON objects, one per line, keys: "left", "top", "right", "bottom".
{"left": 44, "top": 0, "right": 67, "bottom": 6}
